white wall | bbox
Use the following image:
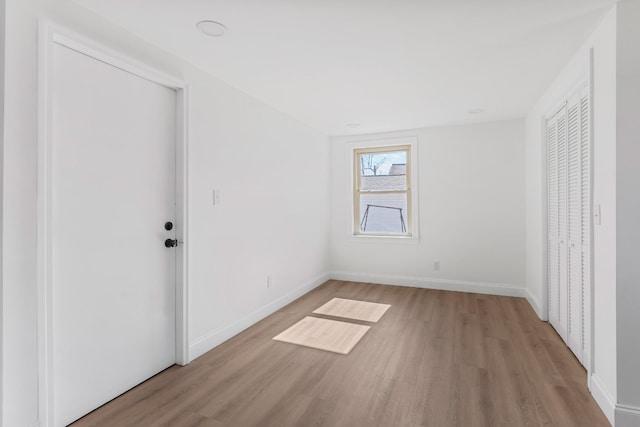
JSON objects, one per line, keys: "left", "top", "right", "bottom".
{"left": 0, "top": 0, "right": 5, "bottom": 423}
{"left": 187, "top": 72, "right": 331, "bottom": 355}
{"left": 2, "top": 0, "right": 330, "bottom": 425}
{"left": 524, "top": 6, "right": 618, "bottom": 423}
{"left": 3, "top": 1, "right": 39, "bottom": 424}
{"left": 330, "top": 120, "right": 526, "bottom": 295}
{"left": 615, "top": 1, "right": 640, "bottom": 425}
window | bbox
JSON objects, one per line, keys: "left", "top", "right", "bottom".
{"left": 353, "top": 145, "right": 413, "bottom": 236}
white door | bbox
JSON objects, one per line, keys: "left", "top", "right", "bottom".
{"left": 547, "top": 104, "right": 568, "bottom": 341}
{"left": 578, "top": 87, "right": 591, "bottom": 368}
{"left": 546, "top": 84, "right": 591, "bottom": 368}
{"left": 556, "top": 106, "right": 569, "bottom": 342}
{"left": 547, "top": 109, "right": 561, "bottom": 333}
{"left": 566, "top": 87, "right": 591, "bottom": 364}
{"left": 51, "top": 42, "right": 177, "bottom": 426}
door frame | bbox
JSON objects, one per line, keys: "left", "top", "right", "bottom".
{"left": 36, "top": 20, "right": 190, "bottom": 427}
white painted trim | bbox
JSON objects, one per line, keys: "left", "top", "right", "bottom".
{"left": 590, "top": 373, "right": 616, "bottom": 425}
{"left": 36, "top": 20, "right": 190, "bottom": 427}
{"left": 175, "top": 84, "right": 190, "bottom": 366}
{"left": 0, "top": 0, "right": 4, "bottom": 416}
{"left": 347, "top": 234, "right": 421, "bottom": 245}
{"left": 37, "top": 19, "right": 55, "bottom": 427}
{"left": 189, "top": 273, "right": 331, "bottom": 360}
{"left": 345, "top": 136, "right": 420, "bottom": 242}
{"left": 616, "top": 404, "right": 640, "bottom": 427}
{"left": 525, "top": 288, "right": 546, "bottom": 320}
{"left": 51, "top": 32, "right": 184, "bottom": 91}
{"left": 587, "top": 46, "right": 596, "bottom": 380}
{"left": 330, "top": 271, "right": 526, "bottom": 297}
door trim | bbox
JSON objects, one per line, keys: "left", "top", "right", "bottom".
{"left": 37, "top": 20, "right": 190, "bottom": 427}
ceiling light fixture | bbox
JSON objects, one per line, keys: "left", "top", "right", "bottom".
{"left": 196, "top": 20, "right": 227, "bottom": 37}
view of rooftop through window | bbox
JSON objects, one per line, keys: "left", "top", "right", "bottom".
{"left": 360, "top": 151, "right": 407, "bottom": 176}
{"left": 355, "top": 148, "right": 410, "bottom": 235}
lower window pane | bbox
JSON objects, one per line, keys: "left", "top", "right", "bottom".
{"left": 359, "top": 193, "right": 408, "bottom": 234}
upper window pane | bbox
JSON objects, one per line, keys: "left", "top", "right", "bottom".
{"left": 358, "top": 150, "right": 407, "bottom": 191}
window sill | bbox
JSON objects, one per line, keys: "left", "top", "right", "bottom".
{"left": 347, "top": 233, "right": 420, "bottom": 245}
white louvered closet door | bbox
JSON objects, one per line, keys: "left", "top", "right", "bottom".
{"left": 547, "top": 108, "right": 561, "bottom": 335}
{"left": 547, "top": 84, "right": 591, "bottom": 368}
{"left": 579, "top": 87, "right": 591, "bottom": 369}
{"left": 567, "top": 92, "right": 582, "bottom": 360}
{"left": 557, "top": 106, "right": 569, "bottom": 342}
{"left": 547, "top": 103, "right": 569, "bottom": 341}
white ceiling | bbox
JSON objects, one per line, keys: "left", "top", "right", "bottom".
{"left": 74, "top": 0, "right": 614, "bottom": 136}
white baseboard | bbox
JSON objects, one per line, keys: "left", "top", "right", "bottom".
{"left": 525, "top": 288, "right": 547, "bottom": 320}
{"left": 330, "top": 271, "right": 525, "bottom": 298}
{"left": 616, "top": 404, "right": 640, "bottom": 427}
{"left": 590, "top": 373, "right": 616, "bottom": 425}
{"left": 188, "top": 272, "right": 330, "bottom": 361}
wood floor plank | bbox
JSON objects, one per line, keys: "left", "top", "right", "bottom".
{"left": 71, "top": 281, "right": 610, "bottom": 427}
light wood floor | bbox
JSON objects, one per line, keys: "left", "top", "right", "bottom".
{"left": 71, "top": 280, "right": 610, "bottom": 427}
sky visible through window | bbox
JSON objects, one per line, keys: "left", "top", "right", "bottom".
{"left": 360, "top": 151, "right": 406, "bottom": 176}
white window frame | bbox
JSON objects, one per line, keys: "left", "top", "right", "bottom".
{"left": 348, "top": 136, "right": 419, "bottom": 241}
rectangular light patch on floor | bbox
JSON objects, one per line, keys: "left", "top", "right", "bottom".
{"left": 312, "top": 298, "right": 391, "bottom": 322}
{"left": 273, "top": 316, "right": 370, "bottom": 355}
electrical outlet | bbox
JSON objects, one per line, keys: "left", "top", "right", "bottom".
{"left": 433, "top": 261, "right": 440, "bottom": 271}
{"left": 267, "top": 275, "right": 272, "bottom": 288}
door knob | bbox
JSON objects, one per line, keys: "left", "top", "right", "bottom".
{"left": 165, "top": 238, "right": 178, "bottom": 248}
{"left": 164, "top": 221, "right": 173, "bottom": 231}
